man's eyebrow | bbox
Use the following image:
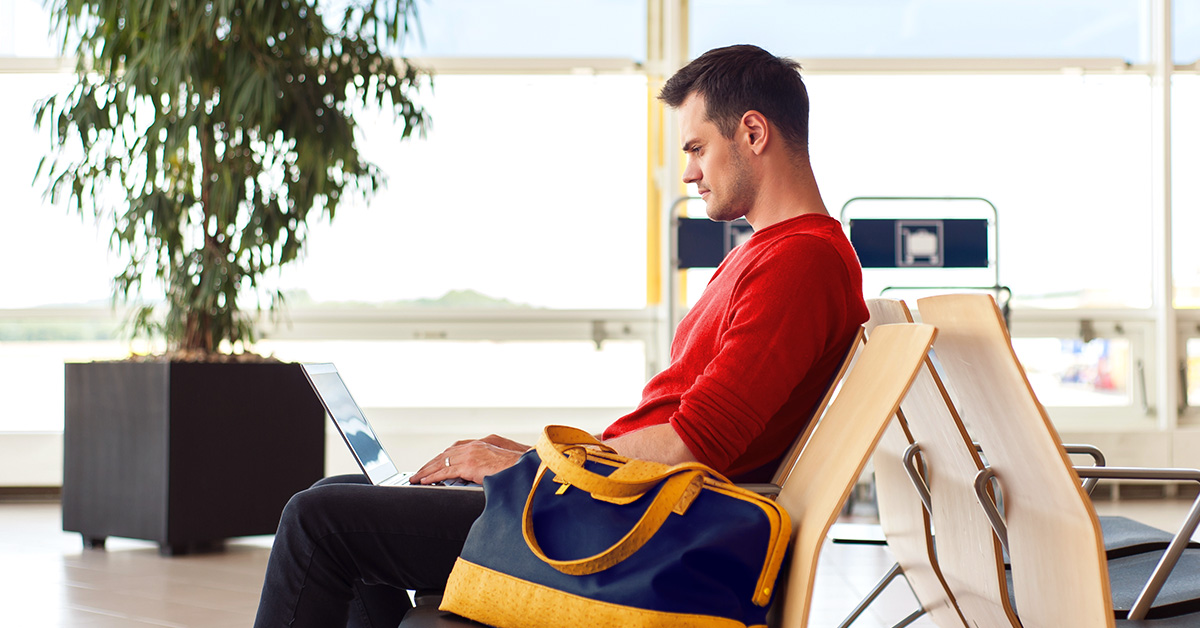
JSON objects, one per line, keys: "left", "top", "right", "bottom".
{"left": 681, "top": 139, "right": 698, "bottom": 153}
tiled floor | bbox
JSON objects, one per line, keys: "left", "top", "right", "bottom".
{"left": 0, "top": 496, "right": 1196, "bottom": 627}
{"left": 1, "top": 500, "right": 271, "bottom": 627}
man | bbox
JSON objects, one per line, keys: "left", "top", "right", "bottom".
{"left": 254, "top": 44, "right": 867, "bottom": 628}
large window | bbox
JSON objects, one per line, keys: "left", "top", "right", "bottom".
{"left": 3, "top": 79, "right": 648, "bottom": 312}
{"left": 2, "top": 0, "right": 651, "bottom": 311}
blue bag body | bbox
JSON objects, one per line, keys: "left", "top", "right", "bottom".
{"left": 442, "top": 427, "right": 791, "bottom": 628}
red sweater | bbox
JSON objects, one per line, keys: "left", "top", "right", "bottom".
{"left": 603, "top": 213, "right": 868, "bottom": 480}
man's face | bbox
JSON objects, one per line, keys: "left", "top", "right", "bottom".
{"left": 678, "top": 93, "right": 754, "bottom": 223}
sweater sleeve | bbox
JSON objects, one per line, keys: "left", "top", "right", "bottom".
{"left": 668, "top": 235, "right": 855, "bottom": 471}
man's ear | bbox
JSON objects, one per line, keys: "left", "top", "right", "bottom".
{"left": 741, "top": 110, "right": 769, "bottom": 155}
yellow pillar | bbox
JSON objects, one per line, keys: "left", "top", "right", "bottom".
{"left": 646, "top": 0, "right": 689, "bottom": 309}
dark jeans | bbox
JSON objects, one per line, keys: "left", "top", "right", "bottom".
{"left": 253, "top": 475, "right": 486, "bottom": 628}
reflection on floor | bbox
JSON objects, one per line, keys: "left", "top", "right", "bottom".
{"left": 1, "top": 495, "right": 1196, "bottom": 627}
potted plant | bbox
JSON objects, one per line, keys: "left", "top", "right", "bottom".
{"left": 36, "top": 0, "right": 428, "bottom": 555}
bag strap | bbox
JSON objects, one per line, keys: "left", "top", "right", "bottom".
{"left": 521, "top": 462, "right": 705, "bottom": 575}
{"left": 535, "top": 425, "right": 725, "bottom": 499}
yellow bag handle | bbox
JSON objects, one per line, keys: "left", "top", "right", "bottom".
{"left": 522, "top": 462, "right": 705, "bottom": 575}
{"left": 535, "top": 425, "right": 727, "bottom": 500}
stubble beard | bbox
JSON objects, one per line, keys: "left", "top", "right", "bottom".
{"left": 704, "top": 144, "right": 755, "bottom": 223}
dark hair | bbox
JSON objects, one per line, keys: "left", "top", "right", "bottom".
{"left": 659, "top": 44, "right": 809, "bottom": 151}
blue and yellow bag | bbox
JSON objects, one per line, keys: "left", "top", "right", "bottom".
{"left": 441, "top": 426, "right": 791, "bottom": 628}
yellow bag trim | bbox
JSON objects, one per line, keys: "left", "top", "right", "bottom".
{"left": 442, "top": 558, "right": 765, "bottom": 628}
{"left": 703, "top": 480, "right": 792, "bottom": 606}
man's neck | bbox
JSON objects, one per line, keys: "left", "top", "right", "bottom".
{"left": 744, "top": 159, "right": 829, "bottom": 231}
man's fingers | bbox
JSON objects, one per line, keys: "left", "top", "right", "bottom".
{"left": 416, "top": 467, "right": 455, "bottom": 485}
{"left": 412, "top": 447, "right": 457, "bottom": 483}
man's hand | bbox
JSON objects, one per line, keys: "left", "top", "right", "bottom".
{"left": 411, "top": 434, "right": 530, "bottom": 485}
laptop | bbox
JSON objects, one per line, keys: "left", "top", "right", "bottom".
{"left": 300, "top": 363, "right": 480, "bottom": 490}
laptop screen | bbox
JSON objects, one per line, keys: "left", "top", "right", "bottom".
{"left": 302, "top": 364, "right": 400, "bottom": 484}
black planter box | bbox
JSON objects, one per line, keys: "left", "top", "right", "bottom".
{"left": 63, "top": 360, "right": 325, "bottom": 555}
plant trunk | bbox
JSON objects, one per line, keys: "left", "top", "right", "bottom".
{"left": 190, "top": 116, "right": 219, "bottom": 354}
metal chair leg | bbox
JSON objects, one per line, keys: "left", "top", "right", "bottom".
{"left": 838, "top": 562, "right": 928, "bottom": 628}
{"left": 838, "top": 562, "right": 905, "bottom": 628}
{"left": 892, "top": 608, "right": 927, "bottom": 628}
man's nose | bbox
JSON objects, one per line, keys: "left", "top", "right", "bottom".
{"left": 682, "top": 159, "right": 700, "bottom": 184}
